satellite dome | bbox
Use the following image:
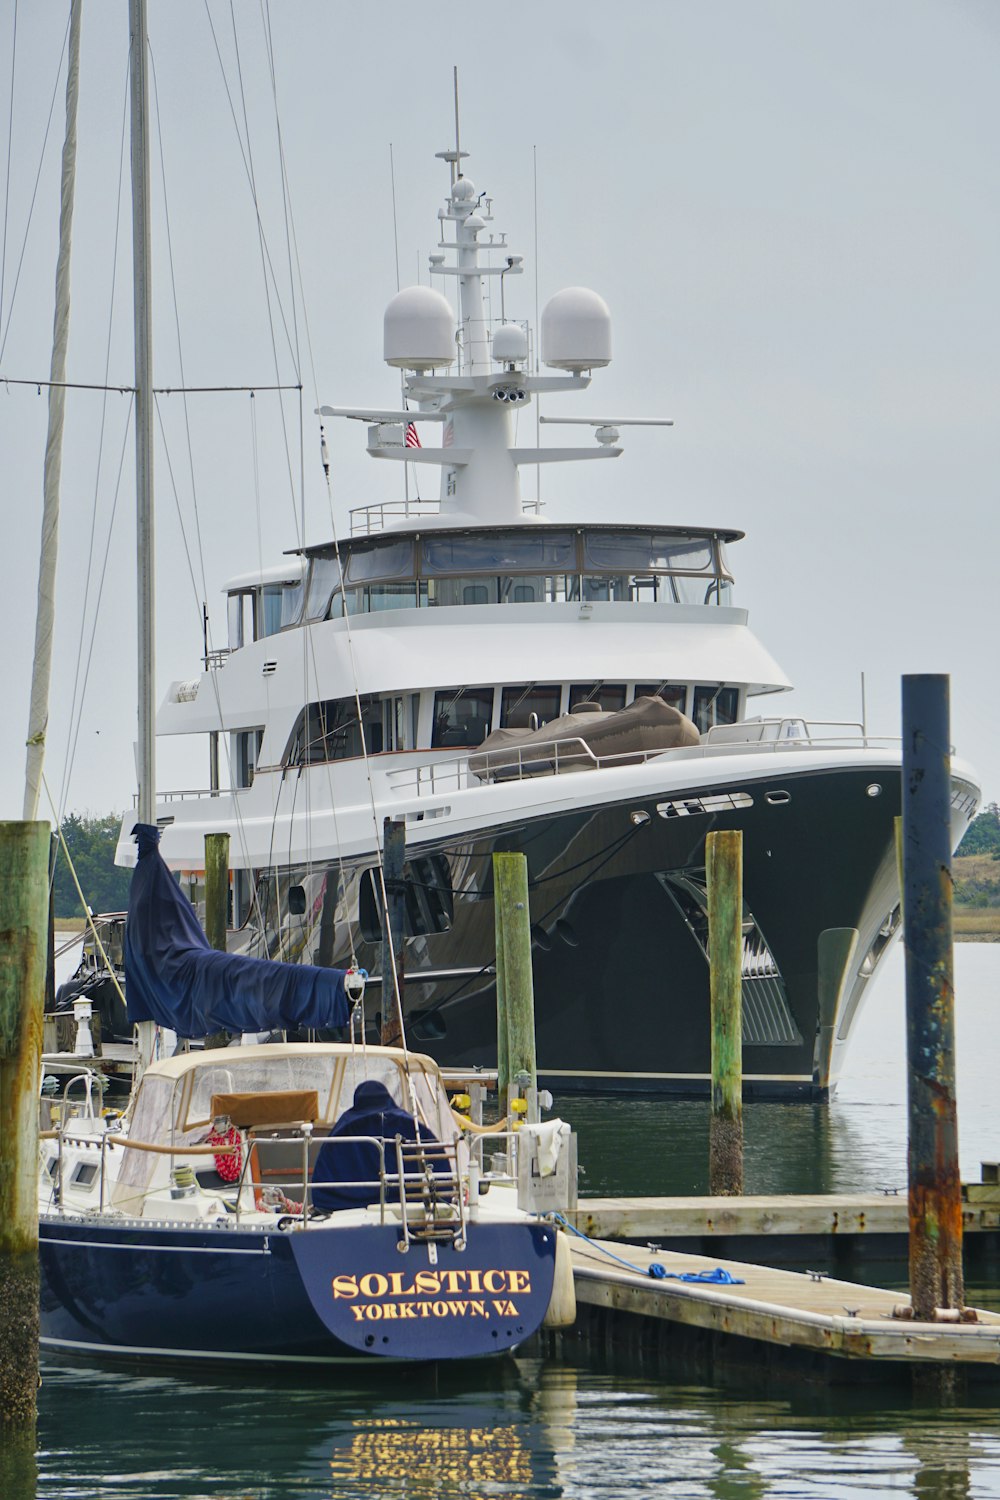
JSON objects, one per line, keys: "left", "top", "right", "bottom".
{"left": 452, "top": 177, "right": 476, "bottom": 202}
{"left": 383, "top": 286, "right": 456, "bottom": 371}
{"left": 492, "top": 323, "right": 529, "bottom": 365}
{"left": 540, "top": 287, "right": 612, "bottom": 371}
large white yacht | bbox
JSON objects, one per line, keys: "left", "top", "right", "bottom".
{"left": 120, "top": 139, "right": 979, "bottom": 1098}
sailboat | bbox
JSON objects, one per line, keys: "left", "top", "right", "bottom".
{"left": 36, "top": 1, "right": 569, "bottom": 1368}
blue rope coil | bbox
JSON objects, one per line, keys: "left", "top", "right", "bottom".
{"left": 552, "top": 1213, "right": 744, "bottom": 1285}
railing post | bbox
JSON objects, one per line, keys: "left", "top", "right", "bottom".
{"left": 0, "top": 820, "right": 50, "bottom": 1485}
{"left": 380, "top": 817, "right": 406, "bottom": 1047}
{"left": 901, "top": 674, "right": 964, "bottom": 1319}
{"left": 707, "top": 828, "right": 744, "bottom": 1196}
{"left": 493, "top": 852, "right": 537, "bottom": 1123}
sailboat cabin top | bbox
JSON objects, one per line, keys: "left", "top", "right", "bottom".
{"left": 222, "top": 523, "right": 744, "bottom": 652}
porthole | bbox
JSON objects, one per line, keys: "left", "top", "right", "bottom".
{"left": 866, "top": 783, "right": 882, "bottom": 798}
{"left": 765, "top": 790, "right": 791, "bottom": 806}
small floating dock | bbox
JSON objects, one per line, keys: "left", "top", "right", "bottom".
{"left": 567, "top": 1190, "right": 1000, "bottom": 1245}
{"left": 564, "top": 1237, "right": 1000, "bottom": 1376}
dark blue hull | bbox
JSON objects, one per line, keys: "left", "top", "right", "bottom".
{"left": 39, "top": 1216, "right": 557, "bottom": 1367}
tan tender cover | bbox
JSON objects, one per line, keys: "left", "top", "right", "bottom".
{"left": 209, "top": 1089, "right": 320, "bottom": 1128}
{"left": 469, "top": 696, "right": 699, "bottom": 780}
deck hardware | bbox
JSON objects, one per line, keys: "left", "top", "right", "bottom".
{"left": 843, "top": 1306, "right": 861, "bottom": 1317}
{"left": 807, "top": 1270, "right": 826, "bottom": 1282}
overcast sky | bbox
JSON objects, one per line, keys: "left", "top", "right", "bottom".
{"left": 1, "top": 0, "right": 998, "bottom": 825}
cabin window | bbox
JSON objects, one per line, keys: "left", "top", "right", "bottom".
{"left": 258, "top": 585, "right": 284, "bottom": 639}
{"left": 570, "top": 683, "right": 628, "bottom": 713}
{"left": 583, "top": 532, "right": 713, "bottom": 574}
{"left": 692, "top": 686, "right": 740, "bottom": 733}
{"left": 227, "top": 590, "right": 254, "bottom": 650}
{"left": 431, "top": 688, "right": 494, "bottom": 748}
{"left": 279, "top": 578, "right": 304, "bottom": 628}
{"left": 422, "top": 531, "right": 574, "bottom": 574}
{"left": 234, "top": 728, "right": 264, "bottom": 788}
{"left": 303, "top": 556, "right": 346, "bottom": 621}
{"left": 284, "top": 695, "right": 412, "bottom": 765}
{"left": 344, "top": 538, "right": 415, "bottom": 583}
{"left": 634, "top": 684, "right": 688, "bottom": 712}
{"left": 500, "top": 684, "right": 561, "bottom": 729}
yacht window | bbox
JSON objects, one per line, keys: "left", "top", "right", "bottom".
{"left": 234, "top": 728, "right": 264, "bottom": 788}
{"left": 422, "top": 531, "right": 574, "bottom": 574}
{"left": 500, "top": 685, "right": 561, "bottom": 729}
{"left": 463, "top": 584, "right": 489, "bottom": 606}
{"left": 279, "top": 578, "right": 304, "bottom": 629}
{"left": 303, "top": 556, "right": 345, "bottom": 621}
{"left": 431, "top": 688, "right": 494, "bottom": 748}
{"left": 344, "top": 538, "right": 415, "bottom": 583}
{"left": 259, "top": 585, "right": 284, "bottom": 639}
{"left": 365, "top": 582, "right": 419, "bottom": 611}
{"left": 227, "top": 590, "right": 253, "bottom": 650}
{"left": 570, "top": 683, "right": 627, "bottom": 713}
{"left": 692, "top": 686, "right": 740, "bottom": 733}
{"left": 426, "top": 577, "right": 498, "bottom": 607}
{"left": 584, "top": 531, "right": 713, "bottom": 574}
{"left": 284, "top": 695, "right": 408, "bottom": 765}
{"left": 581, "top": 575, "right": 631, "bottom": 603}
{"left": 634, "top": 684, "right": 688, "bottom": 712}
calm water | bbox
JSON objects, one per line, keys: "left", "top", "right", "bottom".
{"left": 35, "top": 944, "right": 1000, "bottom": 1500}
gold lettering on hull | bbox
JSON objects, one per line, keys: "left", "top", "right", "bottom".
{"left": 332, "top": 1268, "right": 532, "bottom": 1302}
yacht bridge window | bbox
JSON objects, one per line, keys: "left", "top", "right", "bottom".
{"left": 298, "top": 525, "right": 737, "bottom": 622}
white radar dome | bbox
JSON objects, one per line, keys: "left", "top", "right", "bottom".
{"left": 540, "top": 287, "right": 612, "bottom": 371}
{"left": 492, "top": 323, "right": 529, "bottom": 364}
{"left": 384, "top": 286, "right": 456, "bottom": 371}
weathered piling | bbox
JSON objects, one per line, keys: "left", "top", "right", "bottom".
{"left": 706, "top": 829, "right": 744, "bottom": 1196}
{"left": 901, "top": 674, "right": 964, "bottom": 1319}
{"left": 380, "top": 817, "right": 406, "bottom": 1047}
{"left": 0, "top": 821, "right": 51, "bottom": 1462}
{"left": 203, "top": 831, "right": 230, "bottom": 953}
{"left": 492, "top": 852, "right": 537, "bottom": 1118}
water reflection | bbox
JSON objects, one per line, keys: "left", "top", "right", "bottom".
{"left": 35, "top": 1354, "right": 1000, "bottom": 1500}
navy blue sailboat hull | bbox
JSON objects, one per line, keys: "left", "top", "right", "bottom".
{"left": 39, "top": 1217, "right": 557, "bottom": 1366}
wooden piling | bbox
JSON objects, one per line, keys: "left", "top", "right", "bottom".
{"left": 380, "top": 817, "right": 406, "bottom": 1047}
{"left": 706, "top": 829, "right": 744, "bottom": 1196}
{"left": 203, "top": 831, "right": 230, "bottom": 953}
{"left": 901, "top": 674, "right": 964, "bottom": 1320}
{"left": 493, "top": 852, "right": 537, "bottom": 1117}
{"left": 0, "top": 821, "right": 51, "bottom": 1459}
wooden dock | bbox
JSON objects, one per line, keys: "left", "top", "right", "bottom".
{"left": 567, "top": 1191, "right": 1000, "bottom": 1243}
{"left": 564, "top": 1236, "right": 1000, "bottom": 1377}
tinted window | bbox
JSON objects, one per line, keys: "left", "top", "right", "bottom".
{"left": 345, "top": 538, "right": 415, "bottom": 583}
{"left": 634, "top": 684, "right": 687, "bottom": 710}
{"left": 432, "top": 688, "right": 494, "bottom": 748}
{"left": 500, "top": 685, "right": 561, "bottom": 729}
{"left": 584, "top": 531, "right": 713, "bottom": 573}
{"left": 422, "top": 532, "right": 574, "bottom": 575}
{"left": 303, "top": 556, "right": 345, "bottom": 621}
{"left": 692, "top": 686, "right": 740, "bottom": 733}
{"left": 569, "top": 683, "right": 627, "bottom": 712}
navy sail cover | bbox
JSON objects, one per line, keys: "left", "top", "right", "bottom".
{"left": 124, "top": 824, "right": 349, "bottom": 1036}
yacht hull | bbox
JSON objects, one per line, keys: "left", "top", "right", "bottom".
{"left": 241, "top": 759, "right": 972, "bottom": 1098}
{"left": 38, "top": 1217, "right": 557, "bottom": 1367}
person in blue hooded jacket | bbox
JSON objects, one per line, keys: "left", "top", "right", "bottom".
{"left": 310, "top": 1080, "right": 451, "bottom": 1212}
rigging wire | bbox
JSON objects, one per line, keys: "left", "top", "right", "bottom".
{"left": 0, "top": 0, "right": 18, "bottom": 337}
{"left": 0, "top": 8, "right": 71, "bottom": 363}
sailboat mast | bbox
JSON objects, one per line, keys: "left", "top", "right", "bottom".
{"left": 129, "top": 0, "right": 155, "bottom": 825}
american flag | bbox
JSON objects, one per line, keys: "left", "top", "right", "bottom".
{"left": 405, "top": 422, "right": 421, "bottom": 449}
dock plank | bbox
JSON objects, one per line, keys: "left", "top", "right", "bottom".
{"left": 568, "top": 1193, "right": 997, "bottom": 1241}
{"left": 569, "top": 1239, "right": 1000, "bottom": 1366}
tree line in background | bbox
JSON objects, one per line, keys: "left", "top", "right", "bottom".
{"left": 52, "top": 814, "right": 132, "bottom": 919}
{"left": 955, "top": 802, "right": 1000, "bottom": 858}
